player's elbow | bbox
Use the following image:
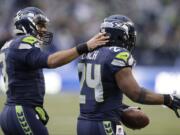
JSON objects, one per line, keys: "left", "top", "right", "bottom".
{"left": 130, "top": 96, "right": 139, "bottom": 103}
{"left": 47, "top": 56, "right": 58, "bottom": 68}
{"left": 47, "top": 60, "right": 56, "bottom": 68}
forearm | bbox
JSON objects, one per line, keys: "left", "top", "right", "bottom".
{"left": 47, "top": 47, "right": 79, "bottom": 68}
{"left": 115, "top": 68, "right": 177, "bottom": 112}
{"left": 47, "top": 33, "right": 109, "bottom": 68}
{"left": 135, "top": 87, "right": 165, "bottom": 105}
{"left": 47, "top": 42, "right": 89, "bottom": 68}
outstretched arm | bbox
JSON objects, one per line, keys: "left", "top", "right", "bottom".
{"left": 115, "top": 67, "right": 180, "bottom": 117}
{"left": 47, "top": 32, "right": 109, "bottom": 68}
{"left": 115, "top": 67, "right": 164, "bottom": 105}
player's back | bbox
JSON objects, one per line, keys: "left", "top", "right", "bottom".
{"left": 0, "top": 35, "right": 49, "bottom": 107}
{"left": 78, "top": 46, "right": 135, "bottom": 121}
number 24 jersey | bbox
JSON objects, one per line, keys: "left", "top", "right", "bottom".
{"left": 78, "top": 46, "right": 136, "bottom": 121}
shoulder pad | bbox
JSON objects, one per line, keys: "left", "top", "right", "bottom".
{"left": 21, "top": 36, "right": 38, "bottom": 45}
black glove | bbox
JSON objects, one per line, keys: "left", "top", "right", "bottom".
{"left": 164, "top": 94, "right": 180, "bottom": 118}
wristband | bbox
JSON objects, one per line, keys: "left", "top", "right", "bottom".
{"left": 76, "top": 42, "right": 88, "bottom": 55}
{"left": 163, "top": 94, "right": 172, "bottom": 106}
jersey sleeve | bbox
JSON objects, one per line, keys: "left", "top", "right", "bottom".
{"left": 14, "top": 42, "right": 50, "bottom": 69}
{"left": 24, "top": 47, "right": 49, "bottom": 69}
{"left": 108, "top": 48, "right": 136, "bottom": 74}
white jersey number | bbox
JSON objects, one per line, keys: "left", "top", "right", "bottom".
{"left": 78, "top": 63, "right": 104, "bottom": 103}
{"left": 0, "top": 53, "right": 8, "bottom": 91}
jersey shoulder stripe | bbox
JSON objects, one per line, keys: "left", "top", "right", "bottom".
{"left": 108, "top": 47, "right": 135, "bottom": 67}
{"left": 18, "top": 43, "right": 32, "bottom": 49}
{"left": 111, "top": 59, "right": 126, "bottom": 67}
{"left": 1, "top": 40, "right": 13, "bottom": 50}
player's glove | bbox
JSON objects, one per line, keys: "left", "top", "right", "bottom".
{"left": 164, "top": 94, "right": 180, "bottom": 118}
{"left": 35, "top": 107, "right": 49, "bottom": 125}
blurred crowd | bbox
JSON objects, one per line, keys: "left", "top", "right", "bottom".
{"left": 0, "top": 0, "right": 179, "bottom": 66}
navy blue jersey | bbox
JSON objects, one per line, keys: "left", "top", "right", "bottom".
{"left": 0, "top": 35, "right": 49, "bottom": 107}
{"left": 78, "top": 46, "right": 135, "bottom": 121}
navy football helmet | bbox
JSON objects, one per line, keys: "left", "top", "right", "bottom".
{"left": 14, "top": 7, "right": 53, "bottom": 45}
{"left": 100, "top": 14, "right": 136, "bottom": 52}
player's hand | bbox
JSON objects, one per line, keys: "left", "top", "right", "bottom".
{"left": 86, "top": 32, "right": 109, "bottom": 51}
{"left": 167, "top": 94, "right": 180, "bottom": 118}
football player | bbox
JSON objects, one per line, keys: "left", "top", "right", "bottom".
{"left": 77, "top": 14, "right": 180, "bottom": 135}
{"left": 0, "top": 7, "right": 109, "bottom": 135}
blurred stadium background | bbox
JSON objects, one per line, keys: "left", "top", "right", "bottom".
{"left": 0, "top": 0, "right": 179, "bottom": 135}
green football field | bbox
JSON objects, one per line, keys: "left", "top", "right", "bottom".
{"left": 0, "top": 93, "right": 179, "bottom": 135}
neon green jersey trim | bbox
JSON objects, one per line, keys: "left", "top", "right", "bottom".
{"left": 22, "top": 36, "right": 37, "bottom": 45}
{"left": 15, "top": 105, "right": 33, "bottom": 135}
{"left": 115, "top": 52, "right": 130, "bottom": 62}
{"left": 35, "top": 107, "right": 46, "bottom": 121}
{"left": 103, "top": 121, "right": 114, "bottom": 135}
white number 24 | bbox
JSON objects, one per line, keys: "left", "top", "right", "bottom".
{"left": 78, "top": 63, "right": 104, "bottom": 103}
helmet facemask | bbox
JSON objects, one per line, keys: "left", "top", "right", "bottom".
{"left": 34, "top": 15, "right": 53, "bottom": 45}
{"left": 125, "top": 23, "right": 136, "bottom": 52}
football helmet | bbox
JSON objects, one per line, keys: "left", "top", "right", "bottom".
{"left": 14, "top": 7, "right": 53, "bottom": 45}
{"left": 100, "top": 14, "right": 136, "bottom": 52}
